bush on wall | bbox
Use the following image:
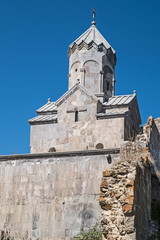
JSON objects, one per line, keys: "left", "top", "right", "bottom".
{"left": 71, "top": 224, "right": 102, "bottom": 240}
{"left": 0, "top": 230, "right": 14, "bottom": 240}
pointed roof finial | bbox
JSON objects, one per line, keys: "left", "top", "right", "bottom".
{"left": 92, "top": 8, "right": 96, "bottom": 26}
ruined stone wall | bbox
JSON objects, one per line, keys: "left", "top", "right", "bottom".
{"left": 124, "top": 97, "right": 141, "bottom": 142}
{"left": 0, "top": 150, "right": 120, "bottom": 240}
{"left": 99, "top": 156, "right": 152, "bottom": 240}
{"left": 155, "top": 117, "right": 160, "bottom": 133}
{"left": 143, "top": 116, "right": 160, "bottom": 171}
{"left": 99, "top": 116, "right": 160, "bottom": 240}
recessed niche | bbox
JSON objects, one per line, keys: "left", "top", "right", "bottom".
{"left": 49, "top": 147, "right": 56, "bottom": 152}
{"left": 96, "top": 143, "right": 104, "bottom": 149}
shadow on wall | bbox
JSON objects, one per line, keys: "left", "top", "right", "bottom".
{"left": 78, "top": 204, "right": 95, "bottom": 230}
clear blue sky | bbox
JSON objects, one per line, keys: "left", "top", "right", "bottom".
{"left": 0, "top": 0, "right": 160, "bottom": 155}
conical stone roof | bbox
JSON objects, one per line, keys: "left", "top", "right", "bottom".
{"left": 68, "top": 23, "right": 115, "bottom": 56}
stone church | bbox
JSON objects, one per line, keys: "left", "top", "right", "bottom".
{"left": 0, "top": 11, "right": 160, "bottom": 240}
{"left": 29, "top": 15, "right": 141, "bottom": 154}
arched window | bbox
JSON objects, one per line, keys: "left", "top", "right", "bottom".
{"left": 96, "top": 143, "right": 104, "bottom": 149}
{"left": 75, "top": 110, "right": 78, "bottom": 122}
{"left": 49, "top": 147, "right": 56, "bottom": 152}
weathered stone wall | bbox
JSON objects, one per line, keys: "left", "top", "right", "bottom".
{"left": 0, "top": 150, "right": 120, "bottom": 240}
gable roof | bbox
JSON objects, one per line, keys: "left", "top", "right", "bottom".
{"left": 29, "top": 83, "right": 99, "bottom": 124}
{"left": 37, "top": 85, "right": 98, "bottom": 113}
{"left": 55, "top": 83, "right": 99, "bottom": 107}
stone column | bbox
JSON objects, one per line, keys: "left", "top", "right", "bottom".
{"left": 68, "top": 73, "right": 71, "bottom": 89}
{"left": 112, "top": 78, "right": 116, "bottom": 96}
{"left": 99, "top": 70, "right": 104, "bottom": 93}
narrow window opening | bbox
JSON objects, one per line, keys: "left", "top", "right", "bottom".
{"left": 107, "top": 154, "right": 112, "bottom": 164}
{"left": 107, "top": 82, "right": 110, "bottom": 91}
{"left": 75, "top": 110, "right": 78, "bottom": 122}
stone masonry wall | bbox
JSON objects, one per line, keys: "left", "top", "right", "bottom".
{"left": 0, "top": 150, "right": 119, "bottom": 240}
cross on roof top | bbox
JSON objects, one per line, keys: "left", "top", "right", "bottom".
{"left": 92, "top": 8, "right": 96, "bottom": 26}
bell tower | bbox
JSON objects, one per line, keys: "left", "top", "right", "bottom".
{"left": 68, "top": 9, "right": 117, "bottom": 102}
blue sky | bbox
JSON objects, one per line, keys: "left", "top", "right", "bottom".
{"left": 0, "top": 0, "right": 160, "bottom": 155}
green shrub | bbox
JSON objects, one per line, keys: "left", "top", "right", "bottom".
{"left": 71, "top": 224, "right": 102, "bottom": 240}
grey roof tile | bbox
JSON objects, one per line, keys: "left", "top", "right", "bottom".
{"left": 29, "top": 114, "right": 57, "bottom": 123}
{"left": 103, "top": 94, "right": 135, "bottom": 107}
{"left": 37, "top": 102, "right": 57, "bottom": 113}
